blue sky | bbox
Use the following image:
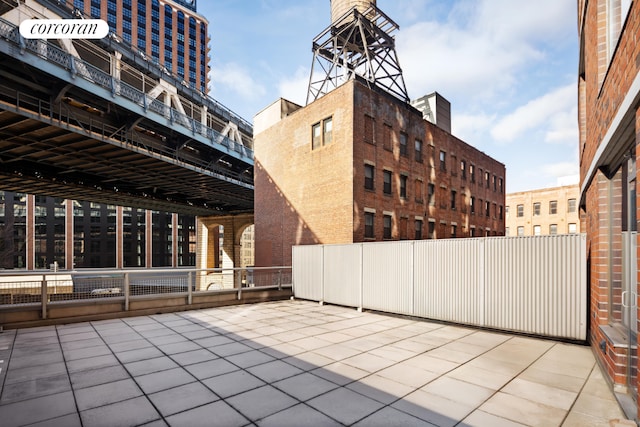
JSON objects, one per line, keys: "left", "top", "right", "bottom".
{"left": 199, "top": 0, "right": 579, "bottom": 193}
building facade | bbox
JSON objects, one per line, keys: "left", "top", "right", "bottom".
{"left": 578, "top": 0, "right": 640, "bottom": 418}
{"left": 254, "top": 79, "right": 505, "bottom": 267}
{"left": 72, "top": 0, "right": 209, "bottom": 93}
{"left": 0, "top": 191, "right": 197, "bottom": 270}
{"left": 505, "top": 185, "right": 581, "bottom": 236}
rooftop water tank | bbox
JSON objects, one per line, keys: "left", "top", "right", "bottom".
{"left": 330, "top": 0, "right": 376, "bottom": 23}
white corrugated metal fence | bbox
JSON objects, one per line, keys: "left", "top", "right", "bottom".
{"left": 293, "top": 234, "right": 587, "bottom": 340}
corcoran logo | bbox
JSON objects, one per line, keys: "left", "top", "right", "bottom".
{"left": 19, "top": 19, "right": 109, "bottom": 39}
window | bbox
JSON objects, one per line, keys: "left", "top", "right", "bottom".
{"left": 550, "top": 224, "right": 558, "bottom": 235}
{"left": 517, "top": 204, "right": 524, "bottom": 217}
{"left": 485, "top": 201, "right": 490, "bottom": 217}
{"left": 499, "top": 205, "right": 503, "bottom": 220}
{"left": 470, "top": 196, "right": 475, "bottom": 214}
{"left": 383, "top": 170, "right": 392, "bottom": 195}
{"left": 450, "top": 190, "right": 457, "bottom": 210}
{"left": 383, "top": 214, "right": 392, "bottom": 239}
{"left": 533, "top": 225, "right": 541, "bottom": 236}
{"left": 364, "top": 164, "right": 375, "bottom": 190}
{"left": 470, "top": 164, "right": 475, "bottom": 182}
{"left": 533, "top": 202, "right": 541, "bottom": 216}
{"left": 498, "top": 178, "right": 503, "bottom": 193}
{"left": 568, "top": 198, "right": 577, "bottom": 213}
{"left": 485, "top": 171, "right": 490, "bottom": 188}
{"left": 451, "top": 224, "right": 457, "bottom": 238}
{"left": 428, "top": 183, "right": 435, "bottom": 206}
{"left": 439, "top": 151, "right": 446, "bottom": 171}
{"left": 400, "top": 175, "right": 408, "bottom": 199}
{"left": 364, "top": 115, "right": 375, "bottom": 144}
{"left": 311, "top": 117, "right": 332, "bottom": 149}
{"left": 517, "top": 226, "right": 524, "bottom": 236}
{"left": 568, "top": 223, "right": 577, "bottom": 233}
{"left": 383, "top": 124, "right": 392, "bottom": 151}
{"left": 492, "top": 175, "right": 497, "bottom": 191}
{"left": 549, "top": 200, "right": 557, "bottom": 214}
{"left": 415, "top": 220, "right": 423, "bottom": 240}
{"left": 365, "top": 212, "right": 374, "bottom": 238}
{"left": 461, "top": 160, "right": 467, "bottom": 179}
{"left": 428, "top": 221, "right": 435, "bottom": 239}
{"left": 415, "top": 140, "right": 423, "bottom": 162}
{"left": 415, "top": 179, "right": 424, "bottom": 204}
{"left": 399, "top": 132, "right": 408, "bottom": 157}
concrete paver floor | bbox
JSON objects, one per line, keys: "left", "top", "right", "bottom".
{"left": 0, "top": 300, "right": 631, "bottom": 426}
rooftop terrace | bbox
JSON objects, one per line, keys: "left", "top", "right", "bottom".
{"left": 0, "top": 300, "right": 630, "bottom": 426}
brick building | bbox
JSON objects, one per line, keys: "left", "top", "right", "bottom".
{"left": 578, "top": 0, "right": 640, "bottom": 417}
{"left": 254, "top": 78, "right": 505, "bottom": 267}
{"left": 505, "top": 184, "right": 581, "bottom": 236}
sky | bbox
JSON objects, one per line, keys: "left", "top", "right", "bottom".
{"left": 199, "top": 0, "right": 579, "bottom": 194}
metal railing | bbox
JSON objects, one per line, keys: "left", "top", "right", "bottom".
{"left": 0, "top": 267, "right": 292, "bottom": 318}
{"left": 0, "top": 17, "right": 253, "bottom": 160}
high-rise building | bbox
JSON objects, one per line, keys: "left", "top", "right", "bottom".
{"left": 254, "top": 1, "right": 505, "bottom": 267}
{"left": 72, "top": 0, "right": 209, "bottom": 93}
{"left": 578, "top": 0, "right": 639, "bottom": 417}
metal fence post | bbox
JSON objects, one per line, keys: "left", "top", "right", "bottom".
{"left": 41, "top": 276, "right": 48, "bottom": 320}
{"left": 237, "top": 269, "right": 242, "bottom": 300}
{"left": 278, "top": 268, "right": 282, "bottom": 291}
{"left": 124, "top": 273, "right": 130, "bottom": 311}
{"left": 187, "top": 272, "right": 193, "bottom": 305}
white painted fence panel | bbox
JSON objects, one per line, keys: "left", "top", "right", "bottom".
{"left": 362, "top": 241, "right": 414, "bottom": 315}
{"left": 292, "top": 234, "right": 587, "bottom": 340}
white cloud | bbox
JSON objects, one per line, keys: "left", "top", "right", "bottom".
{"left": 210, "top": 62, "right": 266, "bottom": 100}
{"left": 541, "top": 161, "right": 579, "bottom": 180}
{"left": 490, "top": 84, "right": 576, "bottom": 144}
{"left": 277, "top": 66, "right": 310, "bottom": 106}
{"left": 451, "top": 111, "right": 495, "bottom": 146}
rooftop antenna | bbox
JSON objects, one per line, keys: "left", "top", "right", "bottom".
{"left": 306, "top": 0, "right": 409, "bottom": 104}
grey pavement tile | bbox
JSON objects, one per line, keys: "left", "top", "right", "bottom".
{"left": 341, "top": 352, "right": 397, "bottom": 373}
{"left": 156, "top": 340, "right": 202, "bottom": 355}
{"left": 138, "top": 419, "right": 169, "bottom": 427}
{"left": 146, "top": 334, "right": 188, "bottom": 346}
{"left": 181, "top": 329, "right": 218, "bottom": 340}
{"left": 375, "top": 362, "right": 439, "bottom": 388}
{"left": 70, "top": 365, "right": 131, "bottom": 390}
{"left": 184, "top": 358, "right": 239, "bottom": 380}
{"left": 63, "top": 345, "right": 112, "bottom": 361}
{"left": 13, "top": 336, "right": 59, "bottom": 348}
{"left": 353, "top": 406, "right": 433, "bottom": 427}
{"left": 0, "top": 390, "right": 76, "bottom": 427}
{"left": 66, "top": 354, "right": 120, "bottom": 373}
{"left": 135, "top": 367, "right": 196, "bottom": 394}
{"left": 192, "top": 335, "right": 234, "bottom": 348}
{"left": 108, "top": 338, "right": 153, "bottom": 353}
{"left": 570, "top": 392, "right": 627, "bottom": 420}
{"left": 501, "top": 377, "right": 577, "bottom": 411}
{"left": 100, "top": 332, "right": 143, "bottom": 345}
{"left": 57, "top": 331, "right": 100, "bottom": 343}
{"left": 447, "top": 363, "right": 513, "bottom": 391}
{"left": 202, "top": 370, "right": 266, "bottom": 398}
{"left": 5, "top": 362, "right": 67, "bottom": 385}
{"left": 165, "top": 400, "right": 248, "bottom": 427}
{"left": 518, "top": 366, "right": 587, "bottom": 393}
{"left": 75, "top": 378, "right": 143, "bottom": 411}
{"left": 137, "top": 327, "right": 176, "bottom": 338}
{"left": 311, "top": 343, "right": 362, "bottom": 361}
{"left": 257, "top": 403, "right": 342, "bottom": 427}
{"left": 61, "top": 337, "right": 105, "bottom": 351}
{"left": 125, "top": 356, "right": 179, "bottom": 376}
{"left": 25, "top": 413, "right": 82, "bottom": 427}
{"left": 169, "top": 348, "right": 217, "bottom": 366}
{"left": 6, "top": 350, "right": 64, "bottom": 369}
{"left": 478, "top": 392, "right": 567, "bottom": 426}
{"left": 459, "top": 410, "right": 528, "bottom": 427}
{"left": 209, "top": 342, "right": 254, "bottom": 357}
{"left": 247, "top": 359, "right": 304, "bottom": 383}
{"left": 148, "top": 381, "right": 219, "bottom": 417}
{"left": 1, "top": 373, "right": 70, "bottom": 404}
{"left": 226, "top": 384, "right": 298, "bottom": 421}
{"left": 311, "top": 362, "right": 369, "bottom": 386}
{"left": 56, "top": 324, "right": 95, "bottom": 335}
{"left": 392, "top": 389, "right": 475, "bottom": 427}
{"left": 272, "top": 372, "right": 338, "bottom": 401}
{"left": 421, "top": 376, "right": 494, "bottom": 408}
{"left": 171, "top": 324, "right": 207, "bottom": 334}
{"left": 95, "top": 327, "right": 137, "bottom": 339}
{"left": 225, "top": 350, "right": 276, "bottom": 369}
{"left": 346, "top": 374, "right": 414, "bottom": 405}
{"left": 281, "top": 351, "right": 335, "bottom": 371}
{"left": 307, "top": 386, "right": 385, "bottom": 425}
{"left": 11, "top": 343, "right": 60, "bottom": 358}
{"left": 79, "top": 396, "right": 160, "bottom": 427}
{"left": 123, "top": 316, "right": 157, "bottom": 326}
{"left": 115, "top": 345, "right": 165, "bottom": 363}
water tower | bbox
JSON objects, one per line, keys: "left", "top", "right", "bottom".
{"left": 306, "top": 0, "right": 408, "bottom": 104}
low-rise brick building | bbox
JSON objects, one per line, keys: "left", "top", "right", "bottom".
{"left": 253, "top": 78, "right": 505, "bottom": 267}
{"left": 578, "top": 0, "right": 640, "bottom": 417}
